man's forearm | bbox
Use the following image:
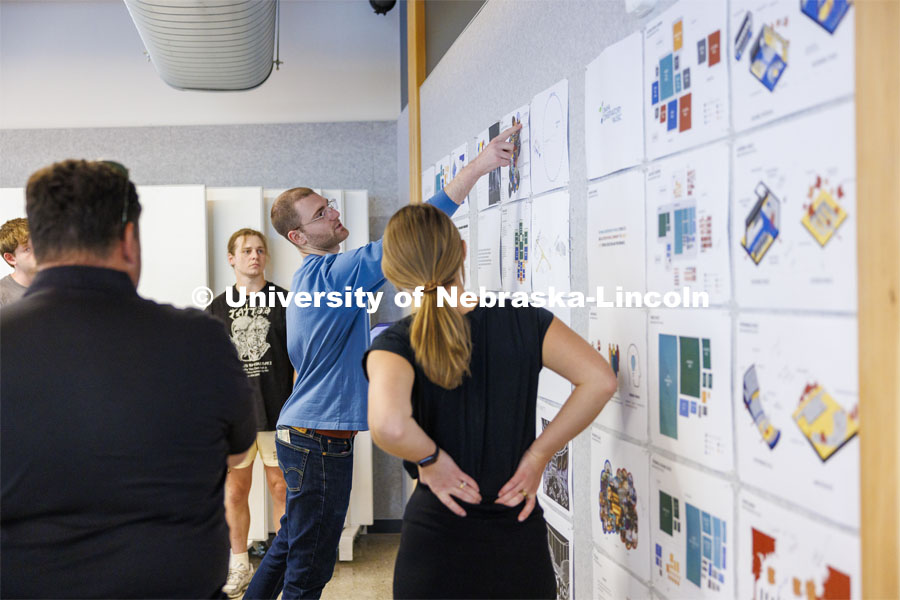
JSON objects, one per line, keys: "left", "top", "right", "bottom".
{"left": 442, "top": 160, "right": 483, "bottom": 205}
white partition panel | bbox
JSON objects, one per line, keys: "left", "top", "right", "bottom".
{"left": 206, "top": 187, "right": 264, "bottom": 295}
{"left": 135, "top": 185, "right": 207, "bottom": 308}
{"left": 343, "top": 190, "right": 370, "bottom": 251}
{"left": 0, "top": 188, "right": 26, "bottom": 278}
{"left": 263, "top": 188, "right": 301, "bottom": 290}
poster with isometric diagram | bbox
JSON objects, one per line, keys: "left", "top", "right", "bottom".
{"left": 538, "top": 398, "right": 574, "bottom": 519}
{"left": 500, "top": 199, "right": 532, "bottom": 293}
{"left": 539, "top": 305, "right": 573, "bottom": 405}
{"left": 530, "top": 79, "right": 570, "bottom": 196}
{"left": 650, "top": 454, "right": 734, "bottom": 599}
{"left": 732, "top": 102, "right": 856, "bottom": 311}
{"left": 644, "top": 1, "right": 729, "bottom": 159}
{"left": 501, "top": 105, "right": 531, "bottom": 204}
{"left": 646, "top": 143, "right": 730, "bottom": 305}
{"left": 585, "top": 31, "right": 644, "bottom": 179}
{"left": 730, "top": 1, "right": 854, "bottom": 133}
{"left": 587, "top": 169, "right": 646, "bottom": 296}
{"left": 649, "top": 309, "right": 733, "bottom": 473}
{"left": 589, "top": 307, "right": 648, "bottom": 442}
{"left": 591, "top": 427, "right": 650, "bottom": 580}
{"left": 736, "top": 313, "right": 859, "bottom": 528}
{"left": 531, "top": 189, "right": 571, "bottom": 294}
{"left": 544, "top": 503, "right": 575, "bottom": 600}
{"left": 592, "top": 547, "right": 650, "bottom": 600}
{"left": 477, "top": 207, "right": 501, "bottom": 291}
{"left": 450, "top": 143, "right": 470, "bottom": 218}
{"left": 738, "top": 491, "right": 860, "bottom": 599}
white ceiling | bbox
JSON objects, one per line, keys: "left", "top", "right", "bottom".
{"left": 0, "top": 0, "right": 401, "bottom": 129}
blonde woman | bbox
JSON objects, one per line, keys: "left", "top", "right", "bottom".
{"left": 364, "top": 204, "right": 617, "bottom": 599}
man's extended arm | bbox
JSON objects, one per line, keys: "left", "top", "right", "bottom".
{"left": 442, "top": 123, "right": 520, "bottom": 206}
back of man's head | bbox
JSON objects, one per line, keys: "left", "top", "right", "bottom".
{"left": 25, "top": 159, "right": 141, "bottom": 263}
{"left": 0, "top": 218, "right": 29, "bottom": 267}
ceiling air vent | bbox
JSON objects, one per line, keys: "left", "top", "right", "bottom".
{"left": 123, "top": 0, "right": 277, "bottom": 91}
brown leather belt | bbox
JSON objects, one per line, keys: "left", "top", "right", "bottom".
{"left": 292, "top": 427, "right": 356, "bottom": 439}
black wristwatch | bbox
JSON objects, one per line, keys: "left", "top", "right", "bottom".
{"left": 417, "top": 443, "right": 440, "bottom": 468}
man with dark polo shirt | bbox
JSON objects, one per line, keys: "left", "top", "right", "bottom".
{"left": 0, "top": 159, "right": 256, "bottom": 599}
{"left": 207, "top": 228, "right": 294, "bottom": 598}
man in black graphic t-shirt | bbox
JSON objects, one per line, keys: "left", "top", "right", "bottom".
{"left": 207, "top": 228, "right": 294, "bottom": 598}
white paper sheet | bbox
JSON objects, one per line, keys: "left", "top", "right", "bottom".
{"left": 501, "top": 105, "right": 531, "bottom": 204}
{"left": 538, "top": 305, "right": 573, "bottom": 404}
{"left": 476, "top": 206, "right": 501, "bottom": 291}
{"left": 531, "top": 79, "right": 570, "bottom": 195}
{"left": 531, "top": 189, "right": 571, "bottom": 294}
{"left": 500, "top": 199, "right": 532, "bottom": 292}
{"left": 450, "top": 143, "right": 470, "bottom": 218}
{"left": 593, "top": 547, "right": 651, "bottom": 600}
{"left": 434, "top": 154, "right": 451, "bottom": 196}
{"left": 648, "top": 309, "right": 733, "bottom": 472}
{"left": 475, "top": 125, "right": 502, "bottom": 211}
{"left": 646, "top": 143, "right": 730, "bottom": 305}
{"left": 421, "top": 165, "right": 435, "bottom": 203}
{"left": 586, "top": 32, "right": 645, "bottom": 179}
{"left": 732, "top": 102, "right": 856, "bottom": 311}
{"left": 644, "top": 1, "right": 729, "bottom": 159}
{"left": 543, "top": 504, "right": 575, "bottom": 600}
{"left": 590, "top": 308, "right": 649, "bottom": 442}
{"left": 737, "top": 491, "right": 861, "bottom": 600}
{"left": 650, "top": 454, "right": 734, "bottom": 599}
{"left": 453, "top": 215, "right": 473, "bottom": 292}
{"left": 587, "top": 169, "right": 646, "bottom": 295}
{"left": 590, "top": 427, "right": 650, "bottom": 580}
{"left": 537, "top": 398, "right": 574, "bottom": 519}
{"left": 730, "top": 1, "right": 854, "bottom": 132}
{"left": 736, "top": 313, "right": 859, "bottom": 527}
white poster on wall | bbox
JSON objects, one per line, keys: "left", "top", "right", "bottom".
{"left": 589, "top": 307, "right": 648, "bottom": 442}
{"left": 501, "top": 105, "right": 531, "bottom": 204}
{"left": 450, "top": 143, "right": 470, "bottom": 218}
{"left": 586, "top": 31, "right": 645, "bottom": 179}
{"left": 590, "top": 427, "right": 650, "bottom": 580}
{"left": 729, "top": 1, "right": 854, "bottom": 132}
{"left": 544, "top": 505, "right": 575, "bottom": 600}
{"left": 476, "top": 206, "right": 501, "bottom": 291}
{"left": 650, "top": 454, "right": 734, "bottom": 599}
{"left": 500, "top": 199, "right": 531, "bottom": 292}
{"left": 538, "top": 305, "right": 573, "bottom": 405}
{"left": 453, "top": 215, "right": 473, "bottom": 292}
{"left": 537, "top": 398, "right": 574, "bottom": 519}
{"left": 736, "top": 313, "right": 859, "bottom": 527}
{"left": 732, "top": 102, "right": 856, "bottom": 311}
{"left": 587, "top": 169, "right": 646, "bottom": 295}
{"left": 530, "top": 79, "right": 570, "bottom": 195}
{"left": 422, "top": 165, "right": 435, "bottom": 203}
{"left": 644, "top": 0, "right": 729, "bottom": 159}
{"left": 646, "top": 143, "right": 730, "bottom": 305}
{"left": 737, "top": 490, "right": 861, "bottom": 600}
{"left": 434, "top": 155, "right": 451, "bottom": 197}
{"left": 592, "top": 547, "right": 650, "bottom": 600}
{"left": 648, "top": 309, "right": 733, "bottom": 473}
{"left": 531, "top": 189, "right": 570, "bottom": 294}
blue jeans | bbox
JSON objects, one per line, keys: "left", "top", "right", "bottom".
{"left": 244, "top": 426, "right": 354, "bottom": 600}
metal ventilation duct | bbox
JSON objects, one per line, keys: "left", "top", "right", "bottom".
{"left": 123, "top": 0, "right": 277, "bottom": 91}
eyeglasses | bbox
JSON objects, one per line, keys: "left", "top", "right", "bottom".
{"left": 97, "top": 160, "right": 131, "bottom": 227}
{"left": 300, "top": 198, "right": 338, "bottom": 227}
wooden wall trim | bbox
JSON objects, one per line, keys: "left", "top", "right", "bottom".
{"left": 407, "top": 0, "right": 426, "bottom": 205}
{"left": 858, "top": 1, "right": 900, "bottom": 597}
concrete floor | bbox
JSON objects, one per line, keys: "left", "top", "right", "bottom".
{"left": 246, "top": 533, "right": 400, "bottom": 600}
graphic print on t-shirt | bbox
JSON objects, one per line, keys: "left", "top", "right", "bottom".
{"left": 229, "top": 305, "right": 272, "bottom": 365}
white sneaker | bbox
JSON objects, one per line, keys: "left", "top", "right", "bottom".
{"left": 222, "top": 562, "right": 254, "bottom": 598}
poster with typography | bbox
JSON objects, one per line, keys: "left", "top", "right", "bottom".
{"left": 592, "top": 547, "right": 650, "bottom": 600}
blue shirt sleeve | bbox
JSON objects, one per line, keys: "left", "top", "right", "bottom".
{"left": 316, "top": 189, "right": 460, "bottom": 292}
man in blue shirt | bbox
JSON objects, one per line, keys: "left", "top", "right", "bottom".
{"left": 246, "top": 124, "right": 519, "bottom": 599}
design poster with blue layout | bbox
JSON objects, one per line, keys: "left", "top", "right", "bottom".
{"left": 651, "top": 454, "right": 734, "bottom": 599}
{"left": 644, "top": 0, "right": 729, "bottom": 159}
{"left": 730, "top": 0, "right": 854, "bottom": 132}
{"left": 649, "top": 309, "right": 733, "bottom": 473}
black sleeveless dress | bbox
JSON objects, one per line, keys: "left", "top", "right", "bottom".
{"left": 364, "top": 304, "right": 557, "bottom": 599}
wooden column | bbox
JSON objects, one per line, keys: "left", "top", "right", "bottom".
{"left": 857, "top": 1, "right": 900, "bottom": 597}
{"left": 407, "top": 0, "right": 426, "bottom": 204}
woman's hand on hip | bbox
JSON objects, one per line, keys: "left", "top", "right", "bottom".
{"left": 495, "top": 448, "right": 548, "bottom": 522}
{"left": 418, "top": 449, "right": 481, "bottom": 517}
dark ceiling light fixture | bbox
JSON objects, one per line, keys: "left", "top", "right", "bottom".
{"left": 370, "top": 1, "right": 396, "bottom": 15}
{"left": 123, "top": 0, "right": 280, "bottom": 91}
